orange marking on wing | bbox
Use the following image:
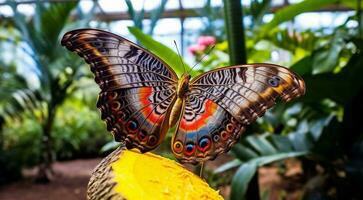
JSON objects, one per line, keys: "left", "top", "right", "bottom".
{"left": 84, "top": 43, "right": 104, "bottom": 58}
{"left": 180, "top": 99, "right": 217, "bottom": 131}
{"left": 138, "top": 87, "right": 164, "bottom": 124}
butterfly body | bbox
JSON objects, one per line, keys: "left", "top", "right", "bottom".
{"left": 169, "top": 73, "right": 191, "bottom": 128}
{"left": 61, "top": 29, "right": 305, "bottom": 164}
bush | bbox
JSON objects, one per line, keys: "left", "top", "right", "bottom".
{"left": 0, "top": 96, "right": 112, "bottom": 184}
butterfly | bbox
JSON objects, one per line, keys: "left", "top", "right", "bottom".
{"left": 61, "top": 29, "right": 305, "bottom": 164}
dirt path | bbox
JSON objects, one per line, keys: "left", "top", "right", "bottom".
{"left": 0, "top": 158, "right": 102, "bottom": 200}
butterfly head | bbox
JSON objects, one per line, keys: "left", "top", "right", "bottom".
{"left": 176, "top": 73, "right": 191, "bottom": 97}
{"left": 181, "top": 73, "right": 192, "bottom": 80}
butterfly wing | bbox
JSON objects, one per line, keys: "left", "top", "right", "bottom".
{"left": 172, "top": 64, "right": 305, "bottom": 164}
{"left": 61, "top": 29, "right": 178, "bottom": 152}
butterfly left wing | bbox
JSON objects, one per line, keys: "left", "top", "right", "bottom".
{"left": 172, "top": 64, "right": 305, "bottom": 164}
{"left": 61, "top": 29, "right": 178, "bottom": 152}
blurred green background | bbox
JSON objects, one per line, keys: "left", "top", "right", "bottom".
{"left": 0, "top": 0, "right": 363, "bottom": 200}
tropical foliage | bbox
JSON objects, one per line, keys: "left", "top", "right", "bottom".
{"left": 1, "top": 0, "right": 362, "bottom": 200}
{"left": 0, "top": 1, "right": 104, "bottom": 182}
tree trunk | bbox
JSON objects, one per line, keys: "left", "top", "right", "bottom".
{"left": 36, "top": 106, "right": 56, "bottom": 183}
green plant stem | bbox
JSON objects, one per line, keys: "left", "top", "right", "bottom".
{"left": 358, "top": 0, "right": 363, "bottom": 37}
{"left": 178, "top": 0, "right": 185, "bottom": 55}
{"left": 223, "top": 1, "right": 257, "bottom": 199}
{"left": 223, "top": 0, "right": 247, "bottom": 65}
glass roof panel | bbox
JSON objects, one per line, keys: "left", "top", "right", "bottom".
{"left": 0, "top": 5, "right": 13, "bottom": 17}
{"left": 79, "top": 0, "right": 94, "bottom": 13}
{"left": 153, "top": 18, "right": 181, "bottom": 35}
{"left": 17, "top": 3, "right": 34, "bottom": 16}
{"left": 98, "top": 0, "right": 126, "bottom": 12}
{"left": 271, "top": 0, "right": 284, "bottom": 6}
{"left": 0, "top": 0, "right": 354, "bottom": 33}
{"left": 165, "top": 0, "right": 179, "bottom": 10}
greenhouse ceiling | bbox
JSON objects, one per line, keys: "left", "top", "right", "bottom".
{"left": 0, "top": 0, "right": 353, "bottom": 21}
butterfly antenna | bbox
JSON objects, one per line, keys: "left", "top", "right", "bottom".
{"left": 174, "top": 40, "right": 186, "bottom": 74}
{"left": 188, "top": 45, "right": 215, "bottom": 74}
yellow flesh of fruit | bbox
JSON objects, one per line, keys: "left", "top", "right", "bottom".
{"left": 111, "top": 149, "right": 223, "bottom": 200}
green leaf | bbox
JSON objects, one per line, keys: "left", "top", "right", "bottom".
{"left": 9, "top": 1, "right": 78, "bottom": 87}
{"left": 230, "top": 151, "right": 308, "bottom": 200}
{"left": 214, "top": 159, "right": 242, "bottom": 174}
{"left": 341, "top": 0, "right": 363, "bottom": 9}
{"left": 264, "top": 29, "right": 318, "bottom": 53}
{"left": 3, "top": 89, "right": 44, "bottom": 120}
{"left": 269, "top": 135, "right": 294, "bottom": 152}
{"left": 250, "top": 0, "right": 271, "bottom": 28}
{"left": 229, "top": 131, "right": 314, "bottom": 200}
{"left": 128, "top": 26, "right": 196, "bottom": 77}
{"left": 290, "top": 56, "right": 313, "bottom": 76}
{"left": 231, "top": 161, "right": 257, "bottom": 200}
{"left": 312, "top": 32, "right": 345, "bottom": 74}
{"left": 232, "top": 143, "right": 259, "bottom": 160}
{"left": 38, "top": 2, "right": 78, "bottom": 60}
{"left": 246, "top": 135, "right": 277, "bottom": 155}
{"left": 301, "top": 52, "right": 363, "bottom": 105}
{"left": 309, "top": 115, "right": 334, "bottom": 141}
{"left": 260, "top": 0, "right": 338, "bottom": 34}
{"left": 288, "top": 131, "right": 313, "bottom": 151}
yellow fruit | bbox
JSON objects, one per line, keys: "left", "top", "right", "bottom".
{"left": 87, "top": 147, "right": 223, "bottom": 200}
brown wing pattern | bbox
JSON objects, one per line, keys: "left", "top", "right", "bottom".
{"left": 172, "top": 64, "right": 305, "bottom": 163}
{"left": 172, "top": 94, "right": 244, "bottom": 164}
{"left": 61, "top": 29, "right": 178, "bottom": 152}
{"left": 190, "top": 64, "right": 305, "bottom": 124}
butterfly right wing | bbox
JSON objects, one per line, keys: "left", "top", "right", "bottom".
{"left": 61, "top": 29, "right": 178, "bottom": 152}
{"left": 172, "top": 64, "right": 305, "bottom": 164}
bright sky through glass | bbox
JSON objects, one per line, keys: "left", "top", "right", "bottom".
{"left": 0, "top": 0, "right": 354, "bottom": 86}
{"left": 0, "top": 0, "right": 352, "bottom": 32}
